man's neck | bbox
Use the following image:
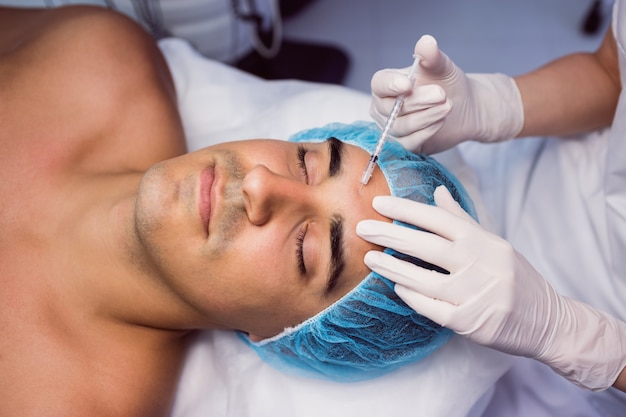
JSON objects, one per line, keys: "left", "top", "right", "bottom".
{"left": 53, "top": 172, "right": 200, "bottom": 333}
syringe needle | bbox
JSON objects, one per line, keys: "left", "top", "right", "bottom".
{"left": 360, "top": 53, "right": 421, "bottom": 187}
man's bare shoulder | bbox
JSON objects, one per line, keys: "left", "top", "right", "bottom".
{"left": 0, "top": 5, "right": 186, "bottom": 176}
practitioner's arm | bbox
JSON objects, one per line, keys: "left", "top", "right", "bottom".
{"left": 516, "top": 27, "right": 620, "bottom": 138}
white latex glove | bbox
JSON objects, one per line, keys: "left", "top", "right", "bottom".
{"left": 356, "top": 186, "right": 626, "bottom": 391}
{"left": 370, "top": 35, "right": 524, "bottom": 154}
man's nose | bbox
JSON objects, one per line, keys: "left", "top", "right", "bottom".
{"left": 242, "top": 165, "right": 311, "bottom": 226}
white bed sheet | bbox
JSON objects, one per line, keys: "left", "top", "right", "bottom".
{"left": 158, "top": 37, "right": 512, "bottom": 417}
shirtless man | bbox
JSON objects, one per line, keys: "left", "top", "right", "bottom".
{"left": 0, "top": 5, "right": 389, "bottom": 416}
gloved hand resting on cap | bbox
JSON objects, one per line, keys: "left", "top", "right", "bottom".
{"left": 356, "top": 185, "right": 626, "bottom": 391}
{"left": 370, "top": 35, "right": 525, "bottom": 154}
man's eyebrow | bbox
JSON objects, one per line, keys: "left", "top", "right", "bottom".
{"left": 326, "top": 214, "right": 345, "bottom": 295}
{"left": 326, "top": 136, "right": 344, "bottom": 177}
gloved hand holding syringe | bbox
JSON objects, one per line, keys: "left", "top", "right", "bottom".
{"left": 369, "top": 34, "right": 524, "bottom": 155}
{"left": 360, "top": 53, "right": 421, "bottom": 187}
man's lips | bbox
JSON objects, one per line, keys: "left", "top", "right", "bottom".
{"left": 199, "top": 166, "right": 215, "bottom": 234}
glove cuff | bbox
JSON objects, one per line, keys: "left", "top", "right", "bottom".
{"left": 466, "top": 73, "right": 524, "bottom": 143}
{"left": 541, "top": 297, "right": 626, "bottom": 391}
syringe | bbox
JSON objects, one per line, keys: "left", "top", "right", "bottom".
{"left": 360, "top": 54, "right": 421, "bottom": 187}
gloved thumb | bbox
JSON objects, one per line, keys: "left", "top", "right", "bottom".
{"left": 414, "top": 35, "right": 455, "bottom": 80}
{"left": 433, "top": 186, "right": 476, "bottom": 223}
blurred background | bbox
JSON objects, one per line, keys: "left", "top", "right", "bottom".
{"left": 4, "top": 0, "right": 612, "bottom": 92}
{"left": 279, "top": 0, "right": 611, "bottom": 91}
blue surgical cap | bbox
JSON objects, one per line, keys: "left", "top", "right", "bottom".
{"left": 239, "top": 121, "right": 477, "bottom": 382}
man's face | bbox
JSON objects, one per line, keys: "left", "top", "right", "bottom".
{"left": 134, "top": 137, "right": 390, "bottom": 339}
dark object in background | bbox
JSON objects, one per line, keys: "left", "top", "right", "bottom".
{"left": 233, "top": 0, "right": 351, "bottom": 85}
{"left": 235, "top": 38, "right": 350, "bottom": 84}
{"left": 581, "top": 0, "right": 606, "bottom": 35}
{"left": 280, "top": 0, "right": 318, "bottom": 18}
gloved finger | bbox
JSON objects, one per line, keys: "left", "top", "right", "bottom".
{"left": 357, "top": 219, "right": 452, "bottom": 264}
{"left": 400, "top": 84, "right": 448, "bottom": 112}
{"left": 370, "top": 96, "right": 412, "bottom": 129}
{"left": 370, "top": 85, "right": 449, "bottom": 133}
{"left": 373, "top": 84, "right": 448, "bottom": 119}
{"left": 371, "top": 196, "right": 470, "bottom": 241}
{"left": 364, "top": 251, "right": 467, "bottom": 314}
{"left": 433, "top": 185, "right": 478, "bottom": 224}
{"left": 394, "top": 284, "right": 456, "bottom": 328}
{"left": 363, "top": 251, "right": 456, "bottom": 303}
{"left": 369, "top": 95, "right": 403, "bottom": 123}
{"left": 370, "top": 68, "right": 414, "bottom": 98}
{"left": 414, "top": 34, "right": 456, "bottom": 80}
{"left": 391, "top": 102, "right": 452, "bottom": 137}
{"left": 358, "top": 218, "right": 477, "bottom": 274}
{"left": 399, "top": 120, "right": 446, "bottom": 154}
